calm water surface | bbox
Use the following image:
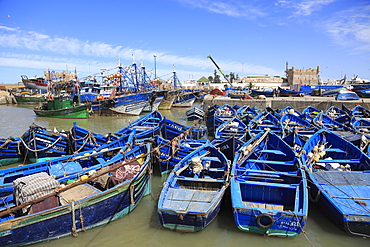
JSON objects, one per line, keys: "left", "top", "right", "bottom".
{"left": 0, "top": 104, "right": 368, "bottom": 247}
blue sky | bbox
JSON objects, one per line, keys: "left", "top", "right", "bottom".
{"left": 0, "top": 0, "right": 369, "bottom": 84}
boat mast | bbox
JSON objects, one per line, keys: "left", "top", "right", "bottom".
{"left": 172, "top": 65, "right": 181, "bottom": 89}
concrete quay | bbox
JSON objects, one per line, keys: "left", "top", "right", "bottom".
{"left": 202, "top": 94, "right": 370, "bottom": 112}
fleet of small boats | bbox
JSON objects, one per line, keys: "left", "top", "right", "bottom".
{"left": 4, "top": 68, "right": 370, "bottom": 243}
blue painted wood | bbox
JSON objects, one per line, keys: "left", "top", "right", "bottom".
{"left": 157, "top": 143, "right": 230, "bottom": 232}
{"left": 231, "top": 130, "right": 308, "bottom": 237}
{"left": 301, "top": 129, "right": 370, "bottom": 237}
{"left": 0, "top": 143, "right": 152, "bottom": 246}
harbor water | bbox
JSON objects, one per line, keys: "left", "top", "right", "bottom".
{"left": 0, "top": 104, "right": 368, "bottom": 247}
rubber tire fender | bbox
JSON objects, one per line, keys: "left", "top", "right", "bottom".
{"left": 256, "top": 213, "right": 274, "bottom": 229}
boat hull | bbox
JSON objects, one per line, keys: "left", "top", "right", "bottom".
{"left": 143, "top": 95, "right": 164, "bottom": 112}
{"left": 91, "top": 93, "right": 150, "bottom": 116}
{"left": 158, "top": 91, "right": 177, "bottom": 110}
{"left": 0, "top": 169, "right": 151, "bottom": 246}
{"left": 14, "top": 95, "right": 46, "bottom": 104}
{"left": 0, "top": 138, "right": 22, "bottom": 166}
{"left": 0, "top": 145, "right": 151, "bottom": 246}
{"left": 33, "top": 104, "right": 89, "bottom": 119}
{"left": 157, "top": 143, "right": 230, "bottom": 233}
{"left": 307, "top": 171, "right": 370, "bottom": 237}
{"left": 301, "top": 130, "right": 370, "bottom": 237}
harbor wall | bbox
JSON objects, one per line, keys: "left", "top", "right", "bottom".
{"left": 203, "top": 94, "right": 370, "bottom": 112}
{"left": 0, "top": 90, "right": 16, "bottom": 104}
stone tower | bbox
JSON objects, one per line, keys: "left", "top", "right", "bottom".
{"left": 286, "top": 65, "right": 320, "bottom": 86}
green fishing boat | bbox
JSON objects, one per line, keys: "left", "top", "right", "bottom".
{"left": 33, "top": 94, "right": 89, "bottom": 119}
{"left": 13, "top": 93, "right": 47, "bottom": 104}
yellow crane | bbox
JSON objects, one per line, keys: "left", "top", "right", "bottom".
{"left": 207, "top": 55, "right": 232, "bottom": 86}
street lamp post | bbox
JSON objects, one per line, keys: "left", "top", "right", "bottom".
{"left": 154, "top": 55, "right": 157, "bottom": 79}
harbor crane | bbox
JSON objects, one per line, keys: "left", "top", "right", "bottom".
{"left": 207, "top": 55, "right": 232, "bottom": 86}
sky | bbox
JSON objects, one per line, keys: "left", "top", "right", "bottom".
{"left": 0, "top": 0, "right": 369, "bottom": 84}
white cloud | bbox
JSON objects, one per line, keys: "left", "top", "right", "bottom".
{"left": 0, "top": 26, "right": 283, "bottom": 81}
{"left": 293, "top": 0, "right": 335, "bottom": 16}
{"left": 274, "top": 0, "right": 336, "bottom": 17}
{"left": 322, "top": 5, "right": 370, "bottom": 52}
{"left": 177, "top": 0, "right": 266, "bottom": 18}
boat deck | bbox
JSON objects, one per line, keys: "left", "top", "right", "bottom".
{"left": 162, "top": 188, "right": 218, "bottom": 212}
{"left": 312, "top": 171, "right": 370, "bottom": 215}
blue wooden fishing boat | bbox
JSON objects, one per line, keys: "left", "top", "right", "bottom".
{"left": 157, "top": 143, "right": 230, "bottom": 232}
{"left": 206, "top": 104, "right": 237, "bottom": 136}
{"left": 326, "top": 106, "right": 349, "bottom": 119}
{"left": 278, "top": 106, "right": 302, "bottom": 118}
{"left": 280, "top": 113, "right": 317, "bottom": 137}
{"left": 211, "top": 136, "right": 245, "bottom": 161}
{"left": 235, "top": 105, "right": 258, "bottom": 125}
{"left": 186, "top": 106, "right": 205, "bottom": 121}
{"left": 250, "top": 88, "right": 274, "bottom": 97}
{"left": 352, "top": 118, "right": 370, "bottom": 135}
{"left": 116, "top": 110, "right": 165, "bottom": 139}
{"left": 301, "top": 129, "right": 370, "bottom": 237}
{"left": 215, "top": 117, "right": 248, "bottom": 141}
{"left": 90, "top": 92, "right": 152, "bottom": 116}
{"left": 247, "top": 111, "right": 283, "bottom": 137}
{"left": 321, "top": 87, "right": 349, "bottom": 97}
{"left": 355, "top": 89, "right": 370, "bottom": 98}
{"left": 278, "top": 87, "right": 304, "bottom": 97}
{"left": 231, "top": 130, "right": 308, "bottom": 237}
{"left": 313, "top": 112, "right": 352, "bottom": 132}
{"left": 351, "top": 104, "right": 370, "bottom": 119}
{"left": 341, "top": 103, "right": 352, "bottom": 116}
{"left": 161, "top": 118, "right": 207, "bottom": 141}
{"left": 301, "top": 106, "right": 321, "bottom": 121}
{"left": 282, "top": 131, "right": 308, "bottom": 154}
{"left": 206, "top": 116, "right": 225, "bottom": 137}
{"left": 326, "top": 106, "right": 352, "bottom": 127}
{"left": 20, "top": 124, "right": 70, "bottom": 163}
{"left": 330, "top": 130, "right": 370, "bottom": 152}
{"left": 206, "top": 104, "right": 220, "bottom": 119}
{"left": 0, "top": 130, "right": 136, "bottom": 197}
{"left": 154, "top": 136, "right": 209, "bottom": 175}
{"left": 0, "top": 143, "right": 151, "bottom": 246}
{"left": 0, "top": 137, "right": 22, "bottom": 166}
{"left": 335, "top": 91, "right": 360, "bottom": 100}
{"left": 69, "top": 122, "right": 122, "bottom": 153}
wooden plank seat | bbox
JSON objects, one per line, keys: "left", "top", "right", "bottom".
{"left": 316, "top": 159, "right": 360, "bottom": 164}
{"left": 201, "top": 156, "right": 221, "bottom": 163}
{"left": 247, "top": 159, "right": 295, "bottom": 165}
{"left": 324, "top": 148, "right": 347, "bottom": 154}
{"left": 256, "top": 150, "right": 287, "bottom": 156}
{"left": 242, "top": 201, "right": 284, "bottom": 211}
{"left": 238, "top": 179, "right": 298, "bottom": 188}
